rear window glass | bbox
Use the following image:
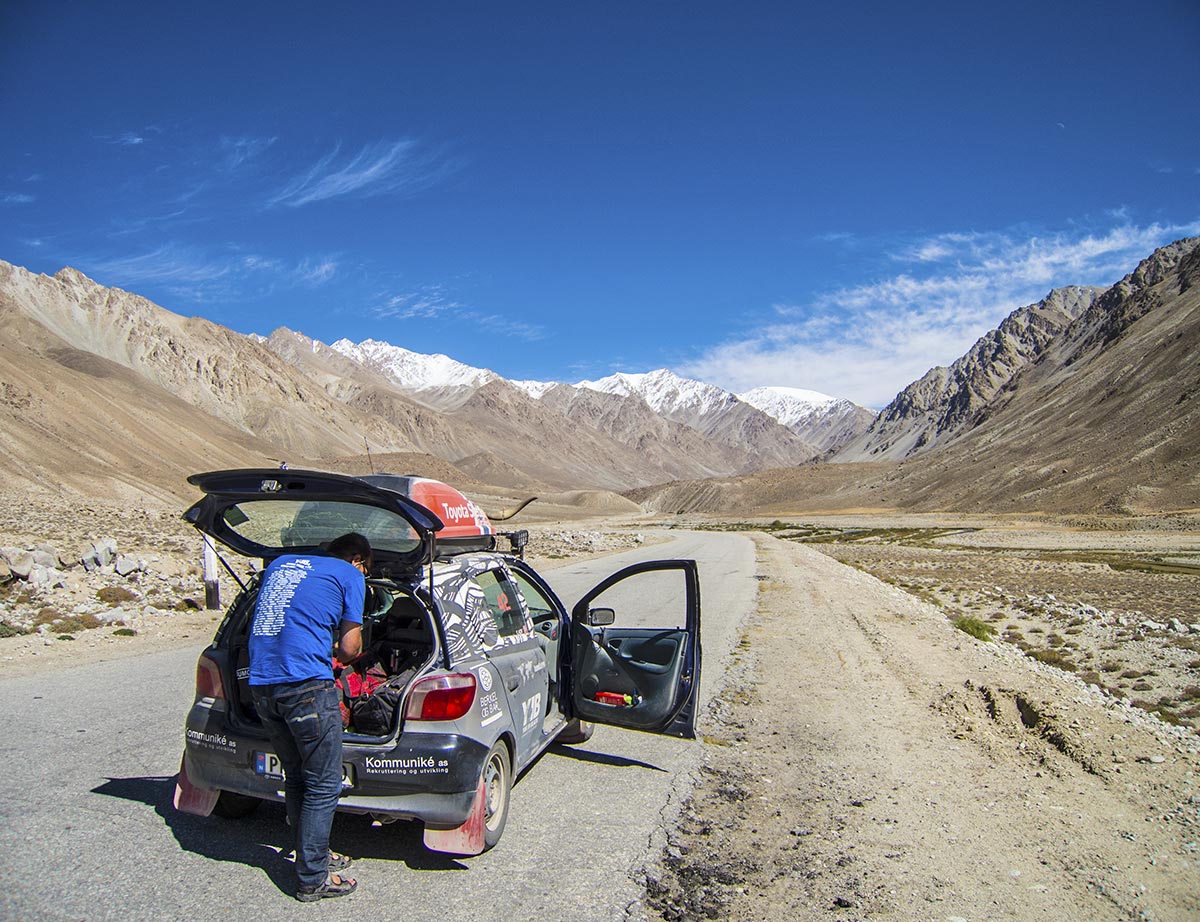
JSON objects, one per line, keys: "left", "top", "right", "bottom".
{"left": 220, "top": 500, "right": 421, "bottom": 554}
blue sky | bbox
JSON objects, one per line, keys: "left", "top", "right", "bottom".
{"left": 2, "top": 1, "right": 1197, "bottom": 408}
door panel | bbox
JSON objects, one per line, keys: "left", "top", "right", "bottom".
{"left": 569, "top": 560, "right": 700, "bottom": 739}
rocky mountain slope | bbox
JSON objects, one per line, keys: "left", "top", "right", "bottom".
{"left": 577, "top": 369, "right": 822, "bottom": 468}
{"left": 836, "top": 285, "right": 1105, "bottom": 461}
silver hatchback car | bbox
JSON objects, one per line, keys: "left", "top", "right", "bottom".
{"left": 175, "top": 469, "right": 701, "bottom": 854}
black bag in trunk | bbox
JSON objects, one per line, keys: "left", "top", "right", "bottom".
{"left": 351, "top": 668, "right": 417, "bottom": 735}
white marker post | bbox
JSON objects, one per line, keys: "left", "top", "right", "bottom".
{"left": 203, "top": 535, "right": 220, "bottom": 610}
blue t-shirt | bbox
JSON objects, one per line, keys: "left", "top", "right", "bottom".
{"left": 247, "top": 554, "right": 365, "bottom": 685}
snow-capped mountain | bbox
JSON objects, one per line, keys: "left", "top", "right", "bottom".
{"left": 577, "top": 369, "right": 741, "bottom": 422}
{"left": 330, "top": 337, "right": 499, "bottom": 391}
{"left": 575, "top": 369, "right": 822, "bottom": 467}
{"left": 739, "top": 386, "right": 877, "bottom": 455}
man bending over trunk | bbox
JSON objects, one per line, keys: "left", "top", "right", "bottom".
{"left": 248, "top": 532, "right": 370, "bottom": 901}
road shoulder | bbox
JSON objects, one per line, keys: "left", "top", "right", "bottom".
{"left": 642, "top": 533, "right": 1199, "bottom": 921}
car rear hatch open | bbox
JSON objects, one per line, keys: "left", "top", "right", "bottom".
{"left": 183, "top": 468, "right": 446, "bottom": 574}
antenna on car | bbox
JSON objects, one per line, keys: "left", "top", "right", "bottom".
{"left": 364, "top": 436, "right": 376, "bottom": 474}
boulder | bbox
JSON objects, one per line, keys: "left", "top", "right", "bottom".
{"left": 83, "top": 538, "right": 118, "bottom": 570}
{"left": 7, "top": 551, "right": 35, "bottom": 580}
{"left": 28, "top": 565, "right": 66, "bottom": 589}
{"left": 114, "top": 555, "right": 143, "bottom": 577}
{"left": 32, "top": 546, "right": 58, "bottom": 569}
{"left": 0, "top": 559, "right": 9, "bottom": 581}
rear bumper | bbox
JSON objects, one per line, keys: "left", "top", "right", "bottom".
{"left": 184, "top": 700, "right": 489, "bottom": 826}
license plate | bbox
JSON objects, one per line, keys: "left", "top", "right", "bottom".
{"left": 255, "top": 751, "right": 355, "bottom": 788}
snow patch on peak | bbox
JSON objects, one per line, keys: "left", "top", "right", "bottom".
{"left": 577, "top": 368, "right": 737, "bottom": 417}
{"left": 510, "top": 379, "right": 558, "bottom": 399}
{"left": 331, "top": 337, "right": 499, "bottom": 390}
{"left": 739, "top": 386, "right": 839, "bottom": 426}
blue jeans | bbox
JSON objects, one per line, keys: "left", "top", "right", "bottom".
{"left": 252, "top": 679, "right": 343, "bottom": 890}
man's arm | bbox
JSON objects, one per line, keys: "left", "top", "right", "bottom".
{"left": 338, "top": 621, "right": 363, "bottom": 662}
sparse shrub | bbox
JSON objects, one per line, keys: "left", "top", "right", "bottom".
{"left": 1048, "top": 633, "right": 1065, "bottom": 647}
{"left": 44, "top": 613, "right": 104, "bottom": 633}
{"left": 1181, "top": 686, "right": 1200, "bottom": 701}
{"left": 112, "top": 628, "right": 137, "bottom": 637}
{"left": 1132, "top": 700, "right": 1185, "bottom": 726}
{"left": 1030, "top": 649, "right": 1077, "bottom": 671}
{"left": 952, "top": 616, "right": 994, "bottom": 642}
{"left": 1132, "top": 681, "right": 1153, "bottom": 691}
{"left": 97, "top": 586, "right": 139, "bottom": 605}
{"left": 0, "top": 622, "right": 28, "bottom": 638}
{"left": 33, "top": 607, "right": 64, "bottom": 626}
{"left": 1100, "top": 661, "right": 1122, "bottom": 672}
{"left": 1121, "top": 670, "right": 1144, "bottom": 680}
{"left": 56, "top": 634, "right": 75, "bottom": 641}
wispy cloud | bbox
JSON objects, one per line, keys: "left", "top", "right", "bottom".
{"left": 219, "top": 135, "right": 276, "bottom": 173}
{"left": 372, "top": 286, "right": 462, "bottom": 321}
{"left": 681, "top": 219, "right": 1200, "bottom": 409}
{"left": 296, "top": 258, "right": 337, "bottom": 285}
{"left": 269, "top": 139, "right": 454, "bottom": 207}
{"left": 98, "top": 131, "right": 148, "bottom": 146}
{"left": 370, "top": 286, "right": 544, "bottom": 341}
{"left": 2, "top": 192, "right": 34, "bottom": 205}
{"left": 81, "top": 245, "right": 341, "bottom": 301}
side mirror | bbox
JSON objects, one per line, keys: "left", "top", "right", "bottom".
{"left": 583, "top": 607, "right": 615, "bottom": 627}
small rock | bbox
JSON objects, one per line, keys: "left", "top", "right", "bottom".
{"left": 833, "top": 896, "right": 854, "bottom": 908}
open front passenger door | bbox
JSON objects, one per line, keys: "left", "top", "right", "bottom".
{"left": 568, "top": 560, "right": 700, "bottom": 739}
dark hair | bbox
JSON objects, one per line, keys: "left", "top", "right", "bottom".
{"left": 327, "top": 532, "right": 372, "bottom": 565}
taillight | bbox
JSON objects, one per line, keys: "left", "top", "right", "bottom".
{"left": 404, "top": 674, "right": 477, "bottom": 721}
{"left": 195, "top": 652, "right": 226, "bottom": 701}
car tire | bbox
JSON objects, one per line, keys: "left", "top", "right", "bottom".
{"left": 555, "top": 718, "right": 594, "bottom": 745}
{"left": 482, "top": 740, "right": 511, "bottom": 850}
{"left": 212, "top": 790, "right": 262, "bottom": 819}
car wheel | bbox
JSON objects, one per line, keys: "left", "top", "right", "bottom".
{"left": 481, "top": 740, "right": 511, "bottom": 850}
{"left": 212, "top": 790, "right": 261, "bottom": 819}
{"left": 555, "top": 718, "right": 594, "bottom": 745}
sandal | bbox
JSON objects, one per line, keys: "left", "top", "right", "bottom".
{"left": 327, "top": 850, "right": 353, "bottom": 872}
{"left": 296, "top": 873, "right": 357, "bottom": 902}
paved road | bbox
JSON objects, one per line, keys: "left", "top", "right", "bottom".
{"left": 0, "top": 530, "right": 755, "bottom": 922}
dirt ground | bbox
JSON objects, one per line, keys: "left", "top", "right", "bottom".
{"left": 643, "top": 527, "right": 1200, "bottom": 922}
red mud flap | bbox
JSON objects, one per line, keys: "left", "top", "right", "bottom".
{"left": 173, "top": 752, "right": 219, "bottom": 816}
{"left": 422, "top": 775, "right": 487, "bottom": 855}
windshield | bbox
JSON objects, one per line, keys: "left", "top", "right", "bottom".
{"left": 221, "top": 499, "right": 422, "bottom": 555}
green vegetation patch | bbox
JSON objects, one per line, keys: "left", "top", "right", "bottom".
{"left": 951, "top": 616, "right": 994, "bottom": 642}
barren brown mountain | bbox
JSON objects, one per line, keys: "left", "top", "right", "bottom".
{"left": 634, "top": 238, "right": 1200, "bottom": 516}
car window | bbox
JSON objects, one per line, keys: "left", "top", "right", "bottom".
{"left": 220, "top": 499, "right": 421, "bottom": 554}
{"left": 509, "top": 569, "right": 555, "bottom": 620}
{"left": 474, "top": 569, "right": 529, "bottom": 637}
